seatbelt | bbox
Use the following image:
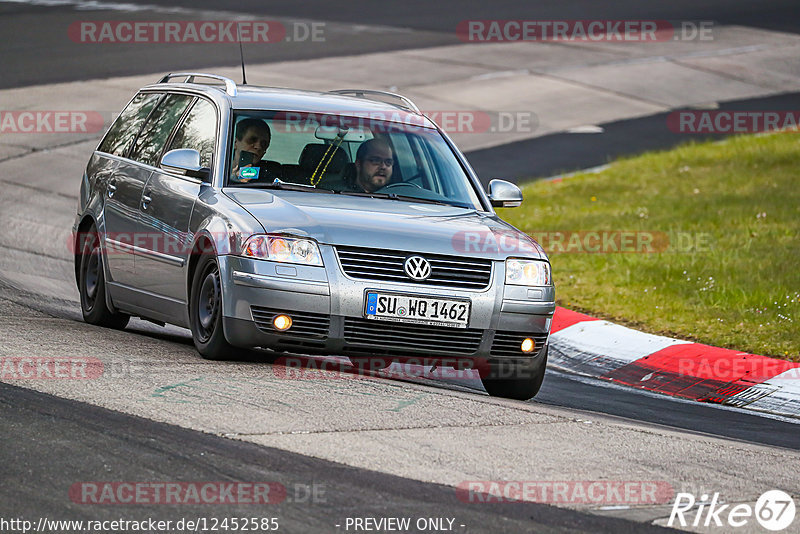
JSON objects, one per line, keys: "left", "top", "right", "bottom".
{"left": 310, "top": 127, "right": 348, "bottom": 187}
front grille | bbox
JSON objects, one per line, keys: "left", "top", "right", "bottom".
{"left": 491, "top": 331, "right": 549, "bottom": 358}
{"left": 343, "top": 317, "right": 483, "bottom": 357}
{"left": 251, "top": 306, "right": 329, "bottom": 347}
{"left": 335, "top": 246, "right": 492, "bottom": 290}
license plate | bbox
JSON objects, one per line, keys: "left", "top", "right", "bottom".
{"left": 364, "top": 291, "right": 470, "bottom": 328}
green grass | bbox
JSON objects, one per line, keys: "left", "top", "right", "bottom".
{"left": 498, "top": 132, "right": 800, "bottom": 361}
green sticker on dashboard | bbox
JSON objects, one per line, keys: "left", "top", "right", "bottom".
{"left": 240, "top": 167, "right": 258, "bottom": 179}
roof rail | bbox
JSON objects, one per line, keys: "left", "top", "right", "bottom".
{"left": 158, "top": 72, "right": 238, "bottom": 97}
{"left": 328, "top": 89, "right": 421, "bottom": 114}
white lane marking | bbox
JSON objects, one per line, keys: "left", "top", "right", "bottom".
{"left": 546, "top": 369, "right": 800, "bottom": 425}
{"left": 677, "top": 43, "right": 775, "bottom": 59}
{"left": 549, "top": 319, "right": 800, "bottom": 420}
{"left": 551, "top": 320, "right": 691, "bottom": 366}
{"left": 470, "top": 69, "right": 530, "bottom": 81}
{"left": 735, "top": 367, "right": 800, "bottom": 418}
{"left": 566, "top": 125, "right": 604, "bottom": 134}
{"left": 3, "top": 0, "right": 206, "bottom": 13}
{"left": 762, "top": 367, "right": 800, "bottom": 387}
{"left": 541, "top": 164, "right": 611, "bottom": 182}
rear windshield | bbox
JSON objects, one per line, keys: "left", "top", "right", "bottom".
{"left": 226, "top": 111, "right": 483, "bottom": 210}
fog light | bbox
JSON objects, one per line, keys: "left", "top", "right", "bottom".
{"left": 273, "top": 314, "right": 292, "bottom": 331}
{"left": 520, "top": 338, "right": 535, "bottom": 353}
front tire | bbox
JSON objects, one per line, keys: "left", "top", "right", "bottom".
{"left": 79, "top": 227, "right": 129, "bottom": 329}
{"left": 481, "top": 346, "right": 548, "bottom": 400}
{"left": 189, "top": 255, "right": 235, "bottom": 360}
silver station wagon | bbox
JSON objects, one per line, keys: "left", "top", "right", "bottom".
{"left": 73, "top": 73, "right": 555, "bottom": 399}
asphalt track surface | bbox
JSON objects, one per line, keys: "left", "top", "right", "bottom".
{"left": 71, "top": 0, "right": 800, "bottom": 34}
{"left": 2, "top": 1, "right": 800, "bottom": 532}
{"left": 6, "top": 276, "right": 800, "bottom": 452}
{"left": 2, "top": 0, "right": 800, "bottom": 89}
{"left": 0, "top": 278, "right": 798, "bottom": 533}
{"left": 467, "top": 91, "right": 800, "bottom": 183}
{"left": 2, "top": 381, "right": 668, "bottom": 534}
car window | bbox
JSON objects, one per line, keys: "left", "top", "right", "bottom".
{"left": 407, "top": 134, "right": 436, "bottom": 191}
{"left": 168, "top": 98, "right": 217, "bottom": 170}
{"left": 226, "top": 111, "right": 483, "bottom": 210}
{"left": 97, "top": 92, "right": 160, "bottom": 157}
{"left": 130, "top": 94, "right": 194, "bottom": 167}
{"left": 265, "top": 122, "right": 321, "bottom": 165}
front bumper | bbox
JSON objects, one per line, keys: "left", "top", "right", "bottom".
{"left": 218, "top": 248, "right": 554, "bottom": 362}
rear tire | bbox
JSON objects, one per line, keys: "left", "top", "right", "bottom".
{"left": 79, "top": 227, "right": 129, "bottom": 329}
{"left": 481, "top": 346, "right": 548, "bottom": 400}
{"left": 189, "top": 255, "right": 235, "bottom": 360}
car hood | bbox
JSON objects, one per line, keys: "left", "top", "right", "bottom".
{"left": 223, "top": 189, "right": 545, "bottom": 260}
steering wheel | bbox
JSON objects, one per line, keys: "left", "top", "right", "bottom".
{"left": 378, "top": 181, "right": 423, "bottom": 191}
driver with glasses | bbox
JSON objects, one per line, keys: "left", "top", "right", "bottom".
{"left": 352, "top": 139, "right": 394, "bottom": 193}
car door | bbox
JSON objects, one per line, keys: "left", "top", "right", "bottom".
{"left": 117, "top": 93, "right": 194, "bottom": 297}
{"left": 134, "top": 95, "right": 214, "bottom": 307}
{"left": 98, "top": 92, "right": 161, "bottom": 288}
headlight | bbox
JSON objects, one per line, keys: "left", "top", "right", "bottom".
{"left": 241, "top": 235, "right": 323, "bottom": 266}
{"left": 505, "top": 259, "right": 551, "bottom": 286}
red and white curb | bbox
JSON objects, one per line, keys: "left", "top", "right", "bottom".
{"left": 548, "top": 308, "right": 800, "bottom": 419}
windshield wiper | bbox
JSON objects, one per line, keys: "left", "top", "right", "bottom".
{"left": 337, "top": 190, "right": 465, "bottom": 207}
{"left": 240, "top": 178, "right": 334, "bottom": 194}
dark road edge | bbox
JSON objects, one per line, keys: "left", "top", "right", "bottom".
{"left": 464, "top": 91, "right": 800, "bottom": 185}
{"left": 0, "top": 380, "right": 672, "bottom": 533}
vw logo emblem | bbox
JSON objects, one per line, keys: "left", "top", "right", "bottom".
{"left": 404, "top": 256, "right": 431, "bottom": 281}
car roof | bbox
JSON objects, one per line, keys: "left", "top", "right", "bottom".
{"left": 141, "top": 78, "right": 437, "bottom": 129}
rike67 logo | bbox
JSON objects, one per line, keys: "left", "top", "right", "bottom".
{"left": 669, "top": 490, "right": 795, "bottom": 531}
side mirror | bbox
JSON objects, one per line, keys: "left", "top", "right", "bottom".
{"left": 161, "top": 149, "right": 210, "bottom": 182}
{"left": 487, "top": 179, "right": 523, "bottom": 208}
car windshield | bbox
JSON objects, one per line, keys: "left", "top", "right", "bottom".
{"left": 226, "top": 110, "right": 484, "bottom": 210}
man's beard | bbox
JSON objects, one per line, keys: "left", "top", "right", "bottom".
{"left": 370, "top": 172, "right": 389, "bottom": 187}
